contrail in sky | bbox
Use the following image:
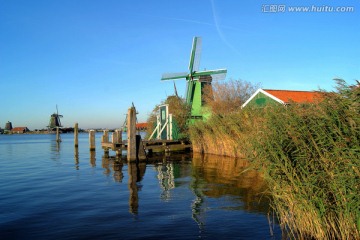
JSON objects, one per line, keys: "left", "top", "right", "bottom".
{"left": 159, "top": 16, "right": 215, "bottom": 27}
{"left": 140, "top": 6, "right": 240, "bottom": 53}
{"left": 210, "top": 0, "right": 240, "bottom": 53}
{"left": 140, "top": 14, "right": 238, "bottom": 30}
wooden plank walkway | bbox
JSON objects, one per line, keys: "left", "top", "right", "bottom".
{"left": 101, "top": 139, "right": 192, "bottom": 153}
{"left": 143, "top": 139, "right": 192, "bottom": 152}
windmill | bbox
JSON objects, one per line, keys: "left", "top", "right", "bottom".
{"left": 48, "top": 105, "right": 63, "bottom": 130}
{"left": 161, "top": 37, "right": 227, "bottom": 120}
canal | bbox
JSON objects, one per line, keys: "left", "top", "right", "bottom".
{"left": 0, "top": 133, "right": 282, "bottom": 239}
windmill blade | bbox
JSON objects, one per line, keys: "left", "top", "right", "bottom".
{"left": 209, "top": 72, "right": 227, "bottom": 81}
{"left": 161, "top": 72, "right": 188, "bottom": 81}
{"left": 198, "top": 75, "right": 213, "bottom": 83}
{"left": 192, "top": 37, "right": 202, "bottom": 72}
{"left": 195, "top": 69, "right": 227, "bottom": 82}
{"left": 193, "top": 69, "right": 227, "bottom": 77}
{"left": 188, "top": 37, "right": 202, "bottom": 73}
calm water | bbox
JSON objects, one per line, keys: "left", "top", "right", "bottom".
{"left": 0, "top": 133, "right": 281, "bottom": 239}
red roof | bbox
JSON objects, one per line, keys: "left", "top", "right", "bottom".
{"left": 263, "top": 89, "right": 323, "bottom": 104}
{"left": 136, "top": 122, "right": 148, "bottom": 129}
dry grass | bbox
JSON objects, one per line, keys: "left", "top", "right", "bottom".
{"left": 189, "top": 79, "right": 360, "bottom": 239}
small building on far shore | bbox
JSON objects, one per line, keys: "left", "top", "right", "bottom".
{"left": 242, "top": 89, "right": 323, "bottom": 108}
{"left": 11, "top": 127, "right": 30, "bottom": 134}
{"left": 136, "top": 122, "right": 148, "bottom": 131}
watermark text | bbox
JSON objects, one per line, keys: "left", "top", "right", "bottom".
{"left": 262, "top": 5, "right": 355, "bottom": 13}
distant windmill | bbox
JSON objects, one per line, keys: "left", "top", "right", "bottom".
{"left": 48, "top": 105, "right": 63, "bottom": 130}
{"left": 161, "top": 37, "right": 227, "bottom": 120}
{"left": 173, "top": 81, "right": 179, "bottom": 98}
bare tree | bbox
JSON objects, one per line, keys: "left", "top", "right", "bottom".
{"left": 203, "top": 78, "right": 261, "bottom": 115}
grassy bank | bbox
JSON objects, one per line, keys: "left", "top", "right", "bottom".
{"left": 189, "top": 80, "right": 360, "bottom": 239}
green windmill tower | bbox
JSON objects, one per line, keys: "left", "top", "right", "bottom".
{"left": 161, "top": 37, "right": 227, "bottom": 121}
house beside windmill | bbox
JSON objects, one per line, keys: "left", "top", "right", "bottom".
{"left": 241, "top": 89, "right": 323, "bottom": 108}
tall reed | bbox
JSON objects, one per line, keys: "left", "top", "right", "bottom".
{"left": 189, "top": 80, "right": 360, "bottom": 239}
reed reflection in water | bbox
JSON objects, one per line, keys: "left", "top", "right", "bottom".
{"left": 98, "top": 152, "right": 273, "bottom": 230}
{"left": 192, "top": 153, "right": 270, "bottom": 214}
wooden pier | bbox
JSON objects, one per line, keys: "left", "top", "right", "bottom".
{"left": 101, "top": 139, "right": 191, "bottom": 154}
{"left": 99, "top": 105, "right": 192, "bottom": 161}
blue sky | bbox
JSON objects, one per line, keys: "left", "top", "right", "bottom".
{"left": 1, "top": 0, "right": 359, "bottom": 130}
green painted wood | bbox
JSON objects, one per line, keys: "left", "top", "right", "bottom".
{"left": 160, "top": 105, "right": 168, "bottom": 140}
{"left": 245, "top": 92, "right": 279, "bottom": 108}
{"left": 188, "top": 37, "right": 199, "bottom": 73}
{"left": 192, "top": 69, "right": 227, "bottom": 77}
{"left": 161, "top": 73, "right": 188, "bottom": 80}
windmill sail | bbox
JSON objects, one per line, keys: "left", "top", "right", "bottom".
{"left": 160, "top": 36, "right": 227, "bottom": 120}
{"left": 209, "top": 72, "right": 227, "bottom": 82}
{"left": 189, "top": 37, "right": 202, "bottom": 73}
{"left": 161, "top": 72, "right": 189, "bottom": 81}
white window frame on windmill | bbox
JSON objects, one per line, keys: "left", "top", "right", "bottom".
{"left": 148, "top": 104, "right": 173, "bottom": 140}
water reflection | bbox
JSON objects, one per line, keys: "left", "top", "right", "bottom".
{"left": 101, "top": 157, "right": 124, "bottom": 183}
{"left": 128, "top": 162, "right": 146, "bottom": 214}
{"left": 157, "top": 160, "right": 175, "bottom": 201}
{"left": 74, "top": 147, "right": 79, "bottom": 170}
{"left": 100, "top": 158, "right": 146, "bottom": 214}
{"left": 5, "top": 143, "right": 13, "bottom": 156}
{"left": 191, "top": 153, "right": 270, "bottom": 214}
{"left": 55, "top": 141, "right": 60, "bottom": 152}
{"left": 89, "top": 151, "right": 96, "bottom": 167}
{"left": 50, "top": 139, "right": 61, "bottom": 161}
{"left": 1, "top": 134, "right": 280, "bottom": 239}
{"left": 190, "top": 173, "right": 206, "bottom": 228}
{"left": 99, "top": 153, "right": 271, "bottom": 227}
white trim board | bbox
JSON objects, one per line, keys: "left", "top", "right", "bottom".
{"left": 241, "top": 89, "right": 285, "bottom": 108}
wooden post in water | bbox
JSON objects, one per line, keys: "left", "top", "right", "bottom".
{"left": 90, "top": 151, "right": 96, "bottom": 166}
{"left": 127, "top": 106, "right": 137, "bottom": 161}
{"left": 101, "top": 130, "right": 109, "bottom": 143}
{"left": 56, "top": 127, "right": 61, "bottom": 142}
{"left": 116, "top": 129, "right": 122, "bottom": 143}
{"left": 111, "top": 131, "right": 117, "bottom": 144}
{"left": 136, "top": 135, "right": 147, "bottom": 160}
{"left": 89, "top": 130, "right": 96, "bottom": 151}
{"left": 74, "top": 123, "right": 79, "bottom": 148}
{"left": 102, "top": 130, "right": 109, "bottom": 157}
{"left": 115, "top": 129, "right": 122, "bottom": 157}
